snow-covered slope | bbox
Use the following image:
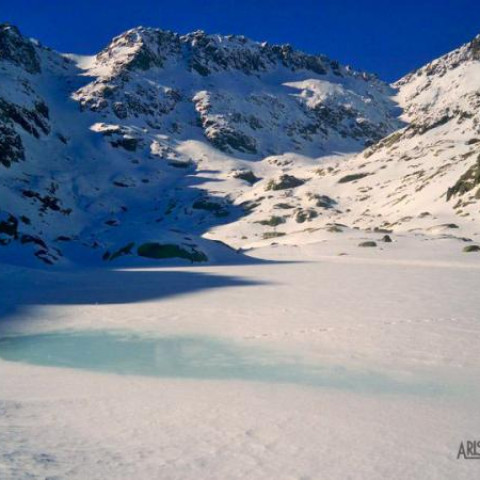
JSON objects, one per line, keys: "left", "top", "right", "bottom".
{"left": 220, "top": 34, "right": 480, "bottom": 251}
{"left": 1, "top": 24, "right": 479, "bottom": 266}
{"left": 0, "top": 24, "right": 401, "bottom": 266}
{"left": 76, "top": 27, "right": 398, "bottom": 157}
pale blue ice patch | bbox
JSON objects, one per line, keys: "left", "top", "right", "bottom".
{"left": 0, "top": 330, "right": 449, "bottom": 396}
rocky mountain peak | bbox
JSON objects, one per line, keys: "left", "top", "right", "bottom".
{"left": 74, "top": 25, "right": 399, "bottom": 159}
{"left": 0, "top": 23, "right": 41, "bottom": 74}
{"left": 396, "top": 33, "right": 480, "bottom": 87}
{"left": 466, "top": 33, "right": 480, "bottom": 60}
{"left": 94, "top": 27, "right": 180, "bottom": 74}
{"left": 94, "top": 26, "right": 380, "bottom": 81}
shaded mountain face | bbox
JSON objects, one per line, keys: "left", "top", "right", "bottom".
{"left": 0, "top": 24, "right": 478, "bottom": 266}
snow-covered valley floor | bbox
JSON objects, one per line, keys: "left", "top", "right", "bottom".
{"left": 1, "top": 239, "right": 480, "bottom": 479}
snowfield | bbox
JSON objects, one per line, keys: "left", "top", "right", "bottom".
{"left": 1, "top": 22, "right": 480, "bottom": 480}
{"left": 1, "top": 240, "right": 479, "bottom": 479}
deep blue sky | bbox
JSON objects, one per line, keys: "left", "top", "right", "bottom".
{"left": 2, "top": 0, "right": 480, "bottom": 81}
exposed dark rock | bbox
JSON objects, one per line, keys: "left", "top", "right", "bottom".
{"left": 0, "top": 23, "right": 41, "bottom": 74}
{"left": 104, "top": 242, "right": 135, "bottom": 261}
{"left": 112, "top": 102, "right": 128, "bottom": 119}
{"left": 0, "top": 213, "right": 18, "bottom": 240}
{"left": 0, "top": 97, "right": 50, "bottom": 139}
{"left": 307, "top": 193, "right": 336, "bottom": 209}
{"left": 233, "top": 170, "right": 260, "bottom": 184}
{"left": 239, "top": 200, "right": 261, "bottom": 212}
{"left": 295, "top": 209, "right": 318, "bottom": 223}
{"left": 255, "top": 216, "right": 286, "bottom": 227}
{"left": 358, "top": 241, "right": 377, "bottom": 247}
{"left": 266, "top": 174, "right": 305, "bottom": 191}
{"left": 263, "top": 231, "right": 286, "bottom": 239}
{"left": 137, "top": 242, "right": 208, "bottom": 262}
{"left": 192, "top": 198, "right": 229, "bottom": 217}
{"left": 111, "top": 136, "right": 139, "bottom": 151}
{"left": 206, "top": 126, "right": 257, "bottom": 154}
{"left": 105, "top": 219, "right": 119, "bottom": 226}
{"left": 274, "top": 203, "right": 295, "bottom": 210}
{"left": 469, "top": 35, "right": 480, "bottom": 61}
{"left": 168, "top": 160, "right": 193, "bottom": 169}
{"left": 22, "top": 189, "right": 71, "bottom": 215}
{"left": 446, "top": 155, "right": 480, "bottom": 200}
{"left": 35, "top": 100, "right": 49, "bottom": 119}
{"left": 20, "top": 234, "right": 47, "bottom": 249}
{"left": 113, "top": 181, "right": 130, "bottom": 188}
{"left": 0, "top": 122, "right": 24, "bottom": 167}
{"left": 338, "top": 172, "right": 371, "bottom": 184}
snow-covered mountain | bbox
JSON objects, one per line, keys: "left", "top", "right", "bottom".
{"left": 277, "top": 34, "right": 480, "bottom": 243}
{"left": 214, "top": 33, "right": 480, "bottom": 251}
{"left": 0, "top": 23, "right": 479, "bottom": 266}
{"left": 75, "top": 27, "right": 398, "bottom": 156}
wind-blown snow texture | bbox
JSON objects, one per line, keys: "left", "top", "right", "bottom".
{"left": 1, "top": 241, "right": 480, "bottom": 480}
{"left": 0, "top": 24, "right": 479, "bottom": 267}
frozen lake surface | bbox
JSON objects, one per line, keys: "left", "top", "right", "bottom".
{"left": 0, "top": 330, "right": 446, "bottom": 395}
{"left": 1, "top": 244, "right": 479, "bottom": 480}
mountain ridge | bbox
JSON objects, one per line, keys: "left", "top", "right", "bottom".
{"left": 0, "top": 23, "right": 479, "bottom": 266}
